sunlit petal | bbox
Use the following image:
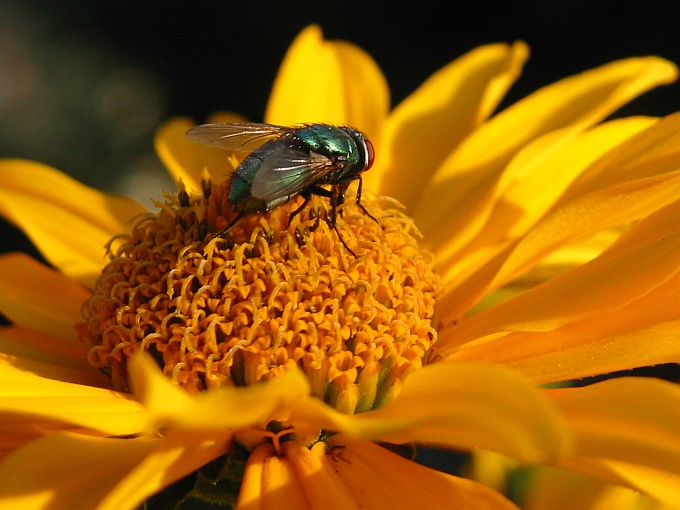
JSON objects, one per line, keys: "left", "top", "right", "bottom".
{"left": 0, "top": 160, "right": 147, "bottom": 287}
{"left": 433, "top": 117, "right": 655, "bottom": 296}
{"left": 154, "top": 112, "right": 246, "bottom": 192}
{"left": 98, "top": 429, "right": 232, "bottom": 510}
{"left": 237, "top": 443, "right": 313, "bottom": 510}
{"left": 444, "top": 197, "right": 680, "bottom": 348}
{"left": 290, "top": 363, "right": 570, "bottom": 463}
{"left": 523, "top": 466, "right": 669, "bottom": 510}
{"left": 265, "top": 25, "right": 389, "bottom": 136}
{"left": 551, "top": 378, "right": 680, "bottom": 475}
{"left": 129, "top": 354, "right": 311, "bottom": 431}
{"left": 318, "top": 434, "right": 520, "bottom": 509}
{"left": 0, "top": 333, "right": 108, "bottom": 387}
{"left": 0, "top": 253, "right": 89, "bottom": 345}
{"left": 0, "top": 433, "right": 158, "bottom": 510}
{"left": 556, "top": 460, "right": 680, "bottom": 509}
{"left": 563, "top": 109, "right": 680, "bottom": 199}
{"left": 0, "top": 359, "right": 145, "bottom": 435}
{"left": 371, "top": 41, "right": 528, "bottom": 205}
{"left": 413, "top": 57, "right": 676, "bottom": 244}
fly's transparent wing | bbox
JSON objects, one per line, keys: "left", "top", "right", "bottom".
{"left": 185, "top": 122, "right": 290, "bottom": 155}
{"left": 250, "top": 146, "right": 340, "bottom": 201}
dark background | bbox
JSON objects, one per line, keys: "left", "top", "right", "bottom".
{"left": 2, "top": 0, "right": 680, "bottom": 203}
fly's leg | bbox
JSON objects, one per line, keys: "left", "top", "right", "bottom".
{"left": 354, "top": 176, "right": 379, "bottom": 224}
{"left": 212, "top": 209, "right": 246, "bottom": 239}
{"left": 293, "top": 186, "right": 334, "bottom": 231}
{"left": 288, "top": 191, "right": 312, "bottom": 227}
{"left": 327, "top": 184, "right": 357, "bottom": 257}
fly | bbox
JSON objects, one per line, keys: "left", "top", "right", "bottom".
{"left": 185, "top": 122, "right": 377, "bottom": 255}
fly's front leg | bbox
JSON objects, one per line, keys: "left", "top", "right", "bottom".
{"left": 354, "top": 175, "right": 379, "bottom": 224}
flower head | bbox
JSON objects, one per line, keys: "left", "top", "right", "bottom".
{"left": 2, "top": 24, "right": 680, "bottom": 509}
{"left": 80, "top": 176, "right": 439, "bottom": 415}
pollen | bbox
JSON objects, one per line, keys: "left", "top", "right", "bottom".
{"left": 79, "top": 179, "right": 440, "bottom": 413}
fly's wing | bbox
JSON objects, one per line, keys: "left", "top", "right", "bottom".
{"left": 250, "top": 146, "right": 340, "bottom": 202}
{"left": 185, "top": 122, "right": 290, "bottom": 155}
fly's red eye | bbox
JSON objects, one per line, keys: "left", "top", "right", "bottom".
{"left": 364, "top": 138, "right": 375, "bottom": 170}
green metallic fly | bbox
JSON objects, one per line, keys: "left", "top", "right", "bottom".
{"left": 185, "top": 122, "right": 377, "bottom": 255}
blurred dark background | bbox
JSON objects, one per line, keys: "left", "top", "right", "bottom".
{"left": 2, "top": 0, "right": 680, "bottom": 203}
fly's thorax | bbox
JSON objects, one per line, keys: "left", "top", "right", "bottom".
{"left": 295, "top": 125, "right": 363, "bottom": 168}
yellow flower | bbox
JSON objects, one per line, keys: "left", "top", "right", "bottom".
{"left": 2, "top": 24, "right": 680, "bottom": 509}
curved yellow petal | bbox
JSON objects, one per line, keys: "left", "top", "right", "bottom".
{"left": 239, "top": 436, "right": 519, "bottom": 510}
{"left": 331, "top": 39, "right": 390, "bottom": 142}
{"left": 282, "top": 440, "right": 357, "bottom": 509}
{"left": 551, "top": 378, "right": 680, "bottom": 474}
{"left": 433, "top": 117, "right": 655, "bottom": 297}
{"left": 0, "top": 433, "right": 158, "bottom": 510}
{"left": 371, "top": 41, "right": 528, "bottom": 207}
{"left": 548, "top": 379, "right": 680, "bottom": 506}
{"left": 0, "top": 328, "right": 108, "bottom": 388}
{"left": 98, "top": 429, "right": 231, "bottom": 510}
{"left": 564, "top": 110, "right": 680, "bottom": 199}
{"left": 129, "top": 354, "right": 311, "bottom": 431}
{"left": 447, "top": 318, "right": 680, "bottom": 386}
{"left": 289, "top": 363, "right": 570, "bottom": 464}
{"left": 0, "top": 160, "right": 147, "bottom": 287}
{"left": 317, "top": 434, "right": 520, "bottom": 509}
{"left": 265, "top": 25, "right": 389, "bottom": 137}
{"left": 237, "top": 442, "right": 309, "bottom": 510}
{"left": 491, "top": 172, "right": 680, "bottom": 294}
{"left": 444, "top": 197, "right": 680, "bottom": 347}
{"left": 154, "top": 113, "right": 246, "bottom": 193}
{"left": 523, "top": 466, "right": 667, "bottom": 510}
{"left": 555, "top": 460, "right": 680, "bottom": 509}
{"left": 414, "top": 56, "right": 677, "bottom": 242}
{"left": 0, "top": 253, "right": 89, "bottom": 345}
{"left": 0, "top": 359, "right": 145, "bottom": 436}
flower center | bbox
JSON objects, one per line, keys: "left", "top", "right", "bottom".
{"left": 78, "top": 178, "right": 440, "bottom": 413}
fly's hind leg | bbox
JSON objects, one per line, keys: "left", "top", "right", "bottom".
{"left": 291, "top": 186, "right": 334, "bottom": 231}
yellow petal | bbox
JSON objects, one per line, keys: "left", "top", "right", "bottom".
{"left": 564, "top": 109, "right": 680, "bottom": 199}
{"left": 0, "top": 328, "right": 108, "bottom": 388}
{"left": 371, "top": 41, "right": 528, "bottom": 207}
{"left": 491, "top": 171, "right": 680, "bottom": 294}
{"left": 290, "top": 363, "right": 570, "bottom": 463}
{"left": 264, "top": 25, "right": 389, "bottom": 137}
{"left": 0, "top": 253, "right": 89, "bottom": 345}
{"left": 0, "top": 433, "right": 158, "bottom": 510}
{"left": 556, "top": 460, "right": 680, "bottom": 509}
{"left": 283, "top": 440, "right": 357, "bottom": 509}
{"left": 0, "top": 160, "right": 147, "bottom": 287}
{"left": 0, "top": 358, "right": 146, "bottom": 436}
{"left": 449, "top": 167, "right": 680, "bottom": 323}
{"left": 0, "top": 323, "right": 89, "bottom": 370}
{"left": 330, "top": 39, "right": 390, "bottom": 141}
{"left": 447, "top": 317, "right": 680, "bottom": 386}
{"left": 444, "top": 197, "right": 680, "bottom": 347}
{"left": 523, "top": 466, "right": 667, "bottom": 510}
{"left": 551, "top": 378, "right": 680, "bottom": 475}
{"left": 414, "top": 56, "right": 677, "bottom": 242}
{"left": 129, "top": 354, "right": 311, "bottom": 430}
{"left": 434, "top": 117, "right": 655, "bottom": 300}
{"left": 154, "top": 113, "right": 246, "bottom": 193}
{"left": 237, "top": 444, "right": 304, "bottom": 510}
{"left": 98, "top": 429, "right": 231, "bottom": 510}
{"left": 319, "top": 434, "right": 520, "bottom": 509}
{"left": 237, "top": 442, "right": 313, "bottom": 510}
